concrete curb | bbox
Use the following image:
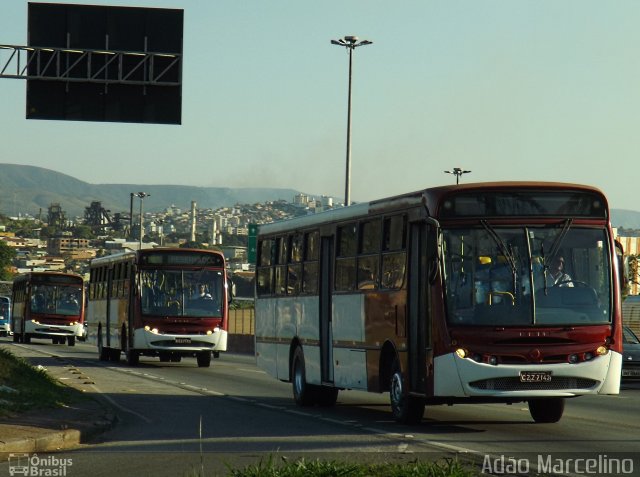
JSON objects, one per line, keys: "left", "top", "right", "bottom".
{"left": 0, "top": 407, "right": 117, "bottom": 457}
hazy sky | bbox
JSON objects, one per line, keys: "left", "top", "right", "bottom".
{"left": 1, "top": 1, "right": 640, "bottom": 210}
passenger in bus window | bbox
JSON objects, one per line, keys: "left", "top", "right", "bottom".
{"left": 61, "top": 292, "right": 80, "bottom": 311}
{"left": 192, "top": 284, "right": 213, "bottom": 300}
{"left": 31, "top": 292, "right": 45, "bottom": 312}
{"left": 548, "top": 256, "right": 573, "bottom": 287}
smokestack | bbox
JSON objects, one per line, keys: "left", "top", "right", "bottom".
{"left": 190, "top": 201, "right": 197, "bottom": 242}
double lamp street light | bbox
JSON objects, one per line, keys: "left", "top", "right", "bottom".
{"left": 331, "top": 35, "right": 372, "bottom": 207}
{"left": 130, "top": 192, "right": 150, "bottom": 249}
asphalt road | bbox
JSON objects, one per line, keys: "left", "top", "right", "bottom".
{"left": 2, "top": 337, "right": 640, "bottom": 476}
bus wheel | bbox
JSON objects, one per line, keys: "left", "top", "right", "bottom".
{"left": 292, "top": 346, "right": 316, "bottom": 406}
{"left": 170, "top": 354, "right": 182, "bottom": 363}
{"left": 109, "top": 348, "right": 121, "bottom": 362}
{"left": 122, "top": 329, "right": 139, "bottom": 366}
{"left": 389, "top": 359, "right": 424, "bottom": 424}
{"left": 159, "top": 352, "right": 171, "bottom": 362}
{"left": 197, "top": 351, "right": 211, "bottom": 368}
{"left": 316, "top": 386, "right": 339, "bottom": 407}
{"left": 67, "top": 336, "right": 75, "bottom": 347}
{"left": 97, "top": 327, "right": 109, "bottom": 361}
{"left": 528, "top": 398, "right": 565, "bottom": 423}
{"left": 23, "top": 334, "right": 31, "bottom": 344}
{"left": 12, "top": 332, "right": 20, "bottom": 343}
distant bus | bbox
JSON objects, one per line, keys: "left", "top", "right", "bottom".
{"left": 11, "top": 272, "right": 85, "bottom": 346}
{"left": 86, "top": 248, "right": 229, "bottom": 367}
{"left": 0, "top": 296, "right": 11, "bottom": 337}
{"left": 255, "top": 182, "right": 624, "bottom": 424}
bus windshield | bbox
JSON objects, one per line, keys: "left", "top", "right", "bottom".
{"left": 140, "top": 269, "right": 223, "bottom": 318}
{"left": 31, "top": 284, "right": 81, "bottom": 316}
{"left": 443, "top": 225, "right": 611, "bottom": 326}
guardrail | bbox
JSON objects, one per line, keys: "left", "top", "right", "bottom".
{"left": 228, "top": 307, "right": 254, "bottom": 335}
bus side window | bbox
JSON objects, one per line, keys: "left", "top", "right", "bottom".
{"left": 302, "top": 230, "right": 319, "bottom": 294}
{"left": 336, "top": 223, "right": 357, "bottom": 292}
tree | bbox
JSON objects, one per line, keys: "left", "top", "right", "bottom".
{"left": 0, "top": 241, "right": 16, "bottom": 281}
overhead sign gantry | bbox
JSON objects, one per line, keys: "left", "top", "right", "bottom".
{"left": 0, "top": 3, "right": 183, "bottom": 124}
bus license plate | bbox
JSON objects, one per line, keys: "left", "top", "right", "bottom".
{"left": 520, "top": 371, "right": 552, "bottom": 383}
{"left": 175, "top": 337, "right": 191, "bottom": 345}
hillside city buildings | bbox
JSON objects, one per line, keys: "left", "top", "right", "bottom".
{"left": 0, "top": 194, "right": 338, "bottom": 290}
{"left": 3, "top": 193, "right": 640, "bottom": 295}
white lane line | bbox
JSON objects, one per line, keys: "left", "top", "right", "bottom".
{"left": 89, "top": 384, "right": 153, "bottom": 424}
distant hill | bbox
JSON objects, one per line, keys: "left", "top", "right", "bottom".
{"left": 2, "top": 163, "right": 640, "bottom": 228}
{"left": 610, "top": 209, "right": 640, "bottom": 230}
{"left": 0, "top": 164, "right": 302, "bottom": 217}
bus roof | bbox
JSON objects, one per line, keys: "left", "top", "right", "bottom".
{"left": 90, "top": 247, "right": 225, "bottom": 268}
{"left": 12, "top": 271, "right": 84, "bottom": 283}
{"left": 258, "top": 181, "right": 608, "bottom": 236}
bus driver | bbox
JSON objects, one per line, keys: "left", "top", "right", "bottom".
{"left": 548, "top": 256, "right": 573, "bottom": 287}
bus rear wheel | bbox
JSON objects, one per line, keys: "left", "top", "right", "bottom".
{"left": 292, "top": 346, "right": 317, "bottom": 406}
{"left": 97, "top": 327, "right": 110, "bottom": 361}
{"left": 122, "top": 328, "right": 139, "bottom": 366}
{"left": 67, "top": 336, "right": 75, "bottom": 347}
{"left": 528, "top": 398, "right": 565, "bottom": 423}
{"left": 389, "top": 359, "right": 424, "bottom": 425}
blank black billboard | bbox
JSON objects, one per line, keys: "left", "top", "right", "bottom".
{"left": 26, "top": 3, "right": 183, "bottom": 125}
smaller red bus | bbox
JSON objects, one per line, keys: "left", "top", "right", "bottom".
{"left": 11, "top": 271, "right": 85, "bottom": 346}
{"left": 86, "top": 248, "right": 230, "bottom": 367}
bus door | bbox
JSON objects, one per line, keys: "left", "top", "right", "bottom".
{"left": 105, "top": 265, "right": 113, "bottom": 347}
{"left": 319, "top": 236, "right": 334, "bottom": 384}
{"left": 408, "top": 222, "right": 433, "bottom": 395}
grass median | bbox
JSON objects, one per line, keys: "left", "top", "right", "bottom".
{"left": 0, "top": 347, "right": 80, "bottom": 417}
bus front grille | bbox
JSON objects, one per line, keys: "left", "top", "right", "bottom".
{"left": 469, "top": 377, "right": 598, "bottom": 392}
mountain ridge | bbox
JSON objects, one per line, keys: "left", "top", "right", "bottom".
{"left": 0, "top": 163, "right": 303, "bottom": 218}
{"left": 1, "top": 163, "right": 639, "bottom": 228}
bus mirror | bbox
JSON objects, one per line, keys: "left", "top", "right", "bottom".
{"left": 229, "top": 281, "right": 236, "bottom": 303}
{"left": 615, "top": 240, "right": 627, "bottom": 291}
{"left": 426, "top": 227, "right": 439, "bottom": 283}
{"left": 426, "top": 228, "right": 438, "bottom": 261}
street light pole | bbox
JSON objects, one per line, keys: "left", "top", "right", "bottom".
{"left": 444, "top": 167, "right": 471, "bottom": 185}
{"left": 129, "top": 193, "right": 134, "bottom": 239}
{"left": 331, "top": 35, "right": 372, "bottom": 207}
{"left": 134, "top": 192, "right": 150, "bottom": 249}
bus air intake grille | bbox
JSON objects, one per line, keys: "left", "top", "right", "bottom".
{"left": 469, "top": 377, "right": 598, "bottom": 391}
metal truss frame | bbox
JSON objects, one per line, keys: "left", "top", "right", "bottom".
{"left": 0, "top": 44, "right": 181, "bottom": 86}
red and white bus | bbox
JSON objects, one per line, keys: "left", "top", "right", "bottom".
{"left": 11, "top": 271, "right": 85, "bottom": 346}
{"left": 255, "top": 182, "right": 624, "bottom": 424}
{"left": 86, "top": 248, "right": 229, "bottom": 367}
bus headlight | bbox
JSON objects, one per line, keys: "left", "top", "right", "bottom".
{"left": 455, "top": 348, "right": 468, "bottom": 359}
{"left": 568, "top": 354, "right": 579, "bottom": 364}
{"left": 596, "top": 346, "right": 608, "bottom": 356}
{"left": 206, "top": 330, "right": 213, "bottom": 335}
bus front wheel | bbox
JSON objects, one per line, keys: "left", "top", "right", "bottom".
{"left": 67, "top": 336, "right": 75, "bottom": 347}
{"left": 389, "top": 359, "right": 425, "bottom": 425}
{"left": 197, "top": 351, "right": 211, "bottom": 368}
{"left": 528, "top": 398, "right": 565, "bottom": 423}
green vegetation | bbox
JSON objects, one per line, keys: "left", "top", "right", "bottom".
{"left": 0, "top": 240, "right": 16, "bottom": 281}
{"left": 0, "top": 348, "right": 80, "bottom": 416}
{"left": 185, "top": 456, "right": 478, "bottom": 477}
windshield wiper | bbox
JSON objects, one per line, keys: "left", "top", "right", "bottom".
{"left": 481, "top": 220, "right": 518, "bottom": 296}
{"left": 541, "top": 218, "right": 573, "bottom": 294}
